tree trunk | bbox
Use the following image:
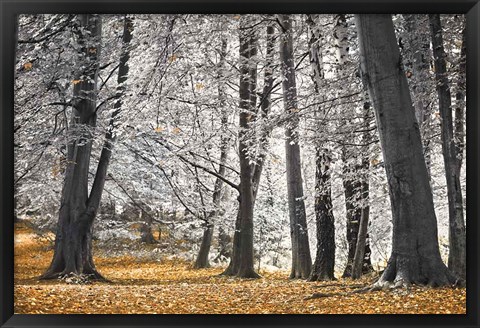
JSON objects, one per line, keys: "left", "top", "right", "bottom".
{"left": 351, "top": 100, "right": 374, "bottom": 280}
{"left": 306, "top": 14, "right": 335, "bottom": 281}
{"left": 429, "top": 14, "right": 466, "bottom": 280}
{"left": 355, "top": 14, "right": 457, "bottom": 287}
{"left": 194, "top": 34, "right": 229, "bottom": 269}
{"left": 309, "top": 148, "right": 335, "bottom": 281}
{"left": 195, "top": 223, "right": 214, "bottom": 268}
{"left": 341, "top": 149, "right": 373, "bottom": 278}
{"left": 221, "top": 16, "right": 260, "bottom": 278}
{"left": 454, "top": 27, "right": 465, "bottom": 179}
{"left": 402, "top": 14, "right": 433, "bottom": 177}
{"left": 341, "top": 157, "right": 361, "bottom": 278}
{"left": 351, "top": 174, "right": 370, "bottom": 279}
{"left": 42, "top": 15, "right": 133, "bottom": 280}
{"left": 278, "top": 14, "right": 312, "bottom": 279}
{"left": 251, "top": 23, "right": 275, "bottom": 200}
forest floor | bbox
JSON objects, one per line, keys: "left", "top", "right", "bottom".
{"left": 14, "top": 222, "right": 466, "bottom": 314}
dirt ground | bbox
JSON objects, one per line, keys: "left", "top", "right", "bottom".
{"left": 14, "top": 223, "right": 466, "bottom": 314}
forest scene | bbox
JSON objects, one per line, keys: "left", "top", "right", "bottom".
{"left": 14, "top": 13, "right": 467, "bottom": 314}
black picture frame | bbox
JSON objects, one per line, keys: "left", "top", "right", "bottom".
{"left": 1, "top": 1, "right": 479, "bottom": 327}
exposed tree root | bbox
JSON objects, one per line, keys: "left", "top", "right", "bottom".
{"left": 305, "top": 276, "right": 464, "bottom": 300}
{"left": 40, "top": 269, "right": 110, "bottom": 283}
{"left": 312, "top": 283, "right": 367, "bottom": 289}
{"left": 218, "top": 268, "right": 261, "bottom": 279}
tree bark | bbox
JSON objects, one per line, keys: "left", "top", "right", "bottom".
{"left": 251, "top": 23, "right": 275, "bottom": 201}
{"left": 341, "top": 148, "right": 373, "bottom": 278}
{"left": 402, "top": 14, "right": 433, "bottom": 177}
{"left": 351, "top": 166, "right": 370, "bottom": 279}
{"left": 278, "top": 14, "right": 312, "bottom": 279}
{"left": 221, "top": 16, "right": 260, "bottom": 278}
{"left": 42, "top": 15, "right": 132, "bottom": 280}
{"left": 309, "top": 148, "right": 335, "bottom": 281}
{"left": 306, "top": 14, "right": 335, "bottom": 281}
{"left": 355, "top": 14, "right": 457, "bottom": 287}
{"left": 194, "top": 34, "right": 229, "bottom": 269}
{"left": 429, "top": 14, "right": 466, "bottom": 280}
{"left": 454, "top": 27, "right": 465, "bottom": 179}
{"left": 351, "top": 99, "right": 374, "bottom": 280}
{"left": 328, "top": 14, "right": 373, "bottom": 279}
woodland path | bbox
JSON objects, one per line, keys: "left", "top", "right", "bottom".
{"left": 14, "top": 224, "right": 465, "bottom": 314}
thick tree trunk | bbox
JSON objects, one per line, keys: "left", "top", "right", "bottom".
{"left": 403, "top": 14, "right": 433, "bottom": 177}
{"left": 355, "top": 14, "right": 457, "bottom": 287}
{"left": 41, "top": 14, "right": 103, "bottom": 280}
{"left": 222, "top": 16, "right": 260, "bottom": 278}
{"left": 279, "top": 14, "right": 312, "bottom": 279}
{"left": 306, "top": 15, "right": 335, "bottom": 281}
{"left": 309, "top": 148, "right": 335, "bottom": 281}
{"left": 42, "top": 15, "right": 132, "bottom": 280}
{"left": 429, "top": 14, "right": 466, "bottom": 280}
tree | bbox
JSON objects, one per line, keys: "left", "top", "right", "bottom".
{"left": 41, "top": 15, "right": 133, "bottom": 279}
{"left": 278, "top": 14, "right": 312, "bottom": 279}
{"left": 355, "top": 14, "right": 457, "bottom": 287}
{"left": 194, "top": 34, "right": 229, "bottom": 269}
{"left": 221, "top": 15, "right": 260, "bottom": 278}
{"left": 351, "top": 107, "right": 372, "bottom": 280}
{"left": 306, "top": 14, "right": 335, "bottom": 281}
{"left": 402, "top": 14, "right": 433, "bottom": 176}
{"left": 325, "top": 14, "right": 373, "bottom": 278}
{"left": 429, "top": 14, "right": 466, "bottom": 280}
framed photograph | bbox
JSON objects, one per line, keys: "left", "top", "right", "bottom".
{"left": 1, "top": 0, "right": 479, "bottom": 327}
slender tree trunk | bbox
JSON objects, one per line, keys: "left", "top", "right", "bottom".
{"left": 429, "top": 14, "right": 466, "bottom": 280}
{"left": 251, "top": 23, "right": 275, "bottom": 200}
{"left": 454, "top": 27, "right": 465, "bottom": 183}
{"left": 194, "top": 134, "right": 228, "bottom": 268}
{"left": 355, "top": 14, "right": 457, "bottom": 287}
{"left": 195, "top": 223, "right": 214, "bottom": 268}
{"left": 351, "top": 94, "right": 374, "bottom": 279}
{"left": 42, "top": 15, "right": 132, "bottom": 280}
{"left": 222, "top": 16, "right": 260, "bottom": 278}
{"left": 306, "top": 14, "right": 335, "bottom": 281}
{"left": 341, "top": 149, "right": 373, "bottom": 277}
{"left": 194, "top": 35, "right": 229, "bottom": 269}
{"left": 329, "top": 14, "right": 373, "bottom": 278}
{"left": 341, "top": 155, "right": 361, "bottom": 278}
{"left": 278, "top": 14, "right": 312, "bottom": 279}
{"left": 351, "top": 161, "right": 370, "bottom": 279}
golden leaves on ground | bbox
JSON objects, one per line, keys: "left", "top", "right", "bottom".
{"left": 14, "top": 223, "right": 466, "bottom": 314}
